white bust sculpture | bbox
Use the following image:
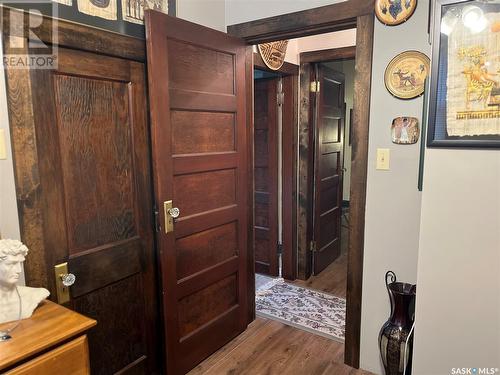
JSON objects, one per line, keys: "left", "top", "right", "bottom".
{"left": 0, "top": 239, "right": 50, "bottom": 324}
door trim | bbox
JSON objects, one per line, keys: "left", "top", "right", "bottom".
{"left": 228, "top": 1, "right": 375, "bottom": 368}
{"left": 300, "top": 46, "right": 357, "bottom": 279}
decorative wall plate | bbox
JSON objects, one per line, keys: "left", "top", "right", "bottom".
{"left": 375, "top": 0, "right": 418, "bottom": 26}
{"left": 391, "top": 117, "right": 420, "bottom": 144}
{"left": 384, "top": 51, "right": 430, "bottom": 100}
{"left": 258, "top": 40, "right": 289, "bottom": 71}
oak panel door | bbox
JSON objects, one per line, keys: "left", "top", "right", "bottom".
{"left": 254, "top": 78, "right": 279, "bottom": 276}
{"left": 313, "top": 65, "right": 346, "bottom": 275}
{"left": 145, "top": 11, "right": 251, "bottom": 375}
{"left": 14, "top": 47, "right": 159, "bottom": 374}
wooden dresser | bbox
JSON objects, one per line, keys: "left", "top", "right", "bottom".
{"left": 0, "top": 300, "right": 96, "bottom": 374}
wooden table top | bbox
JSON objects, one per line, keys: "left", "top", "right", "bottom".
{"left": 0, "top": 300, "right": 96, "bottom": 370}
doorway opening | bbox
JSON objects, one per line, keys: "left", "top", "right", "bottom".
{"left": 253, "top": 30, "right": 356, "bottom": 344}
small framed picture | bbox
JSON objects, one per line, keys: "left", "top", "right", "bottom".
{"left": 428, "top": 0, "right": 500, "bottom": 148}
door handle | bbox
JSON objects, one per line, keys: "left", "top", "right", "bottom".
{"left": 163, "top": 201, "right": 180, "bottom": 234}
{"left": 54, "top": 262, "right": 75, "bottom": 304}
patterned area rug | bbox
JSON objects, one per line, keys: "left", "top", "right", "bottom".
{"left": 256, "top": 279, "right": 346, "bottom": 342}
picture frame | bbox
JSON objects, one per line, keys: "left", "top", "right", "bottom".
{"left": 428, "top": 0, "right": 500, "bottom": 148}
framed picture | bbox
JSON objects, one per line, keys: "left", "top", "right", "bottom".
{"left": 428, "top": 0, "right": 500, "bottom": 148}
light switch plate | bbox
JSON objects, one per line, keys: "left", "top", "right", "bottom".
{"left": 0, "top": 129, "right": 7, "bottom": 160}
{"left": 376, "top": 148, "right": 390, "bottom": 170}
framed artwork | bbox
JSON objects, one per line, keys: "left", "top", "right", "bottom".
{"left": 77, "top": 0, "right": 118, "bottom": 20}
{"left": 375, "top": 0, "right": 418, "bottom": 26}
{"left": 428, "top": 0, "right": 500, "bottom": 148}
{"left": 121, "top": 0, "right": 169, "bottom": 24}
{"left": 385, "top": 51, "right": 430, "bottom": 99}
{"left": 391, "top": 117, "right": 420, "bottom": 144}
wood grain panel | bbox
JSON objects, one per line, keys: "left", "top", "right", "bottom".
{"left": 320, "top": 152, "right": 339, "bottom": 179}
{"left": 178, "top": 275, "right": 238, "bottom": 338}
{"left": 254, "top": 201, "right": 269, "bottom": 228}
{"left": 172, "top": 111, "right": 235, "bottom": 154}
{"left": 69, "top": 238, "right": 141, "bottom": 298}
{"left": 168, "top": 39, "right": 235, "bottom": 95}
{"left": 176, "top": 222, "right": 238, "bottom": 280}
{"left": 254, "top": 131, "right": 269, "bottom": 166}
{"left": 73, "top": 274, "right": 146, "bottom": 375}
{"left": 319, "top": 209, "right": 340, "bottom": 249}
{"left": 322, "top": 117, "right": 341, "bottom": 143}
{"left": 174, "top": 169, "right": 237, "bottom": 217}
{"left": 254, "top": 168, "right": 269, "bottom": 191}
{"left": 5, "top": 336, "right": 90, "bottom": 375}
{"left": 54, "top": 75, "right": 136, "bottom": 253}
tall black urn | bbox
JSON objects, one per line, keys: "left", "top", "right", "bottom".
{"left": 379, "top": 271, "right": 416, "bottom": 375}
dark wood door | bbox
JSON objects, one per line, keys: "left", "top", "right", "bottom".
{"left": 254, "top": 78, "right": 279, "bottom": 276}
{"left": 6, "top": 47, "right": 159, "bottom": 373}
{"left": 145, "top": 11, "right": 252, "bottom": 375}
{"left": 312, "top": 64, "right": 346, "bottom": 275}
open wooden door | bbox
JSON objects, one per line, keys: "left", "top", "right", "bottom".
{"left": 312, "top": 64, "right": 345, "bottom": 275}
{"left": 254, "top": 78, "right": 279, "bottom": 276}
{"left": 145, "top": 11, "right": 252, "bottom": 375}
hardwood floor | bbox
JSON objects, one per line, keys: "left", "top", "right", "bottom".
{"left": 292, "top": 251, "right": 348, "bottom": 298}
{"left": 188, "top": 317, "right": 373, "bottom": 375}
{"left": 292, "top": 212, "right": 349, "bottom": 298}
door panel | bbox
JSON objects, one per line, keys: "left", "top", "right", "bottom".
{"left": 145, "top": 11, "right": 251, "bottom": 375}
{"left": 254, "top": 79, "right": 279, "bottom": 276}
{"left": 25, "top": 47, "right": 158, "bottom": 374}
{"left": 313, "top": 65, "right": 346, "bottom": 275}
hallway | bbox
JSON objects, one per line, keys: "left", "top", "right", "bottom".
{"left": 188, "top": 317, "right": 373, "bottom": 375}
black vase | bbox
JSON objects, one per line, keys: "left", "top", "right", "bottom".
{"left": 379, "top": 271, "right": 416, "bottom": 375}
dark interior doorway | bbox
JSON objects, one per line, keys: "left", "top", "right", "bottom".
{"left": 254, "top": 71, "right": 280, "bottom": 276}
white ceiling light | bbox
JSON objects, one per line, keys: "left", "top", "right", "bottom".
{"left": 462, "top": 5, "right": 488, "bottom": 33}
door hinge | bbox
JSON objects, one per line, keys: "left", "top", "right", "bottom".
{"left": 309, "top": 240, "right": 317, "bottom": 252}
{"left": 310, "top": 81, "right": 320, "bottom": 93}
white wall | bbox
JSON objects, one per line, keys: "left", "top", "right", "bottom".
{"left": 412, "top": 150, "right": 500, "bottom": 375}
{"left": 359, "top": 2, "right": 430, "bottom": 373}
{"left": 284, "top": 29, "right": 357, "bottom": 65}
{"left": 177, "top": 0, "right": 226, "bottom": 31}
{"left": 225, "top": 0, "right": 346, "bottom": 26}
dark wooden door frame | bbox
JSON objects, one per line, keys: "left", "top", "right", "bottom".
{"left": 228, "top": 0, "right": 374, "bottom": 368}
{"left": 253, "top": 53, "right": 299, "bottom": 281}
{"left": 300, "top": 46, "right": 356, "bottom": 280}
